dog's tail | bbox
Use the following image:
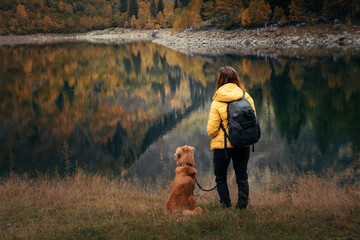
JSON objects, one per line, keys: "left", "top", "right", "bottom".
{"left": 182, "top": 207, "right": 203, "bottom": 216}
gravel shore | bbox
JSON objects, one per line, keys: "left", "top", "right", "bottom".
{"left": 1, "top": 25, "right": 360, "bottom": 56}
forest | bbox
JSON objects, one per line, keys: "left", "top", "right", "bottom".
{"left": 1, "top": 0, "right": 360, "bottom": 35}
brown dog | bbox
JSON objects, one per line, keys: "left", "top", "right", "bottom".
{"left": 165, "top": 145, "right": 203, "bottom": 216}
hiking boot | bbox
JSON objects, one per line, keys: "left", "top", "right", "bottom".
{"left": 221, "top": 201, "right": 232, "bottom": 209}
{"left": 235, "top": 200, "right": 247, "bottom": 210}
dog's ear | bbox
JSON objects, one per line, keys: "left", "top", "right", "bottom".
{"left": 174, "top": 147, "right": 183, "bottom": 160}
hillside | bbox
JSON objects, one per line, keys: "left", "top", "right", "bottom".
{"left": 1, "top": 0, "right": 360, "bottom": 35}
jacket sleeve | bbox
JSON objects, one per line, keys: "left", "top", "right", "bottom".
{"left": 207, "top": 101, "right": 221, "bottom": 138}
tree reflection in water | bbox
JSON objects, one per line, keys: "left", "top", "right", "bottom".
{"left": 0, "top": 42, "right": 359, "bottom": 180}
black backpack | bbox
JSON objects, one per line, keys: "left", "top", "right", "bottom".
{"left": 220, "top": 92, "right": 261, "bottom": 157}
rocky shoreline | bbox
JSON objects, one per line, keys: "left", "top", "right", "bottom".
{"left": 154, "top": 26, "right": 360, "bottom": 56}
{"left": 1, "top": 25, "right": 360, "bottom": 56}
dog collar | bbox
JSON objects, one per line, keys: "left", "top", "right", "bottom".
{"left": 180, "top": 163, "right": 193, "bottom": 167}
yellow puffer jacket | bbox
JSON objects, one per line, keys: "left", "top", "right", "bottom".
{"left": 207, "top": 83, "right": 256, "bottom": 150}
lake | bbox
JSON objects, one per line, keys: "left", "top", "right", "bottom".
{"left": 0, "top": 42, "right": 359, "bottom": 183}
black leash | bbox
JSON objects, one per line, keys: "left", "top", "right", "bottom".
{"left": 195, "top": 177, "right": 217, "bottom": 192}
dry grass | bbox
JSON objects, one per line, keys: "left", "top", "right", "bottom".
{"left": 1, "top": 169, "right": 359, "bottom": 239}
{"left": 250, "top": 170, "right": 360, "bottom": 215}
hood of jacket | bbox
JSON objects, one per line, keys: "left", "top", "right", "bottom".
{"left": 212, "top": 83, "right": 245, "bottom": 102}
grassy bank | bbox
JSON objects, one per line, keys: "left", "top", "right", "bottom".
{"left": 1, "top": 170, "right": 359, "bottom": 239}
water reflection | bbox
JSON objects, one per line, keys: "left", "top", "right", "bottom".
{"left": 0, "top": 42, "right": 215, "bottom": 177}
{"left": 0, "top": 42, "right": 359, "bottom": 180}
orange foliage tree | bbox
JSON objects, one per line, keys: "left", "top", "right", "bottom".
{"left": 241, "top": 0, "right": 272, "bottom": 27}
{"left": 163, "top": 1, "right": 176, "bottom": 27}
{"left": 289, "top": 0, "right": 306, "bottom": 22}
{"left": 173, "top": 0, "right": 202, "bottom": 31}
{"left": 136, "top": 1, "right": 153, "bottom": 29}
{"left": 2, "top": 0, "right": 360, "bottom": 34}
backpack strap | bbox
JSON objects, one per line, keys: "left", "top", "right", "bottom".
{"left": 220, "top": 91, "right": 246, "bottom": 159}
{"left": 220, "top": 122, "right": 229, "bottom": 160}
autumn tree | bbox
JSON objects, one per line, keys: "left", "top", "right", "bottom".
{"left": 6, "top": 0, "right": 360, "bottom": 34}
{"left": 173, "top": 0, "right": 202, "bottom": 31}
{"left": 136, "top": 1, "right": 153, "bottom": 29}
{"left": 58, "top": 1, "right": 65, "bottom": 12}
{"left": 105, "top": 4, "right": 112, "bottom": 18}
{"left": 42, "top": 15, "right": 55, "bottom": 32}
{"left": 118, "top": 12, "right": 130, "bottom": 27}
{"left": 0, "top": 14, "right": 8, "bottom": 34}
{"left": 15, "top": 4, "right": 28, "bottom": 26}
{"left": 130, "top": 15, "right": 137, "bottom": 29}
{"left": 65, "top": 4, "right": 73, "bottom": 14}
{"left": 35, "top": 12, "right": 42, "bottom": 30}
{"left": 156, "top": 11, "right": 166, "bottom": 27}
{"left": 289, "top": 0, "right": 306, "bottom": 22}
{"left": 164, "top": 1, "right": 176, "bottom": 27}
{"left": 241, "top": 0, "right": 272, "bottom": 26}
{"left": 255, "top": 0, "right": 272, "bottom": 24}
{"left": 9, "top": 18, "right": 18, "bottom": 33}
{"left": 66, "top": 17, "right": 75, "bottom": 28}
{"left": 173, "top": 9, "right": 190, "bottom": 31}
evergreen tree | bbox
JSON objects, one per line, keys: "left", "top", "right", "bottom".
{"left": 120, "top": 0, "right": 128, "bottom": 13}
{"left": 201, "top": 0, "right": 215, "bottom": 20}
{"left": 306, "top": 0, "right": 323, "bottom": 14}
{"left": 180, "top": 0, "right": 191, "bottom": 8}
{"left": 128, "top": 0, "right": 138, "bottom": 18}
{"left": 158, "top": 0, "right": 164, "bottom": 13}
{"left": 215, "top": 0, "right": 244, "bottom": 27}
{"left": 322, "top": 0, "right": 352, "bottom": 19}
{"left": 273, "top": 6, "right": 287, "bottom": 25}
{"left": 150, "top": 0, "right": 157, "bottom": 18}
{"left": 267, "top": 0, "right": 291, "bottom": 14}
{"left": 273, "top": 6, "right": 285, "bottom": 22}
{"left": 174, "top": 0, "right": 179, "bottom": 9}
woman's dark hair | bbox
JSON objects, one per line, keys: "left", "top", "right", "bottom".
{"left": 216, "top": 66, "right": 247, "bottom": 92}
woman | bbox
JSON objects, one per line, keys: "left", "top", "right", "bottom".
{"left": 207, "top": 66, "right": 256, "bottom": 209}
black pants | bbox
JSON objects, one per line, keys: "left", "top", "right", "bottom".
{"left": 213, "top": 147, "right": 250, "bottom": 209}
